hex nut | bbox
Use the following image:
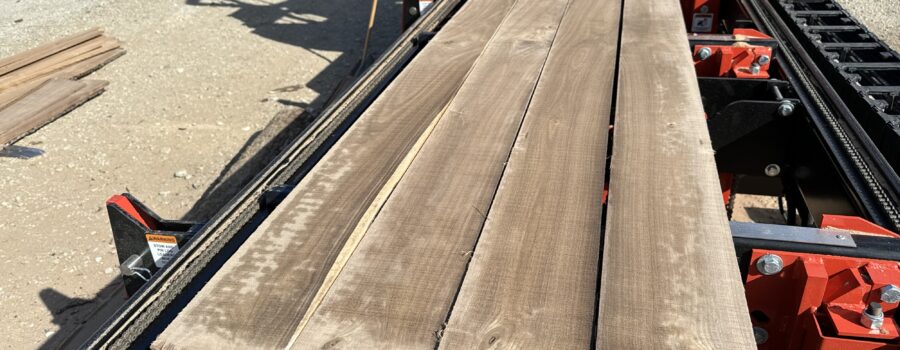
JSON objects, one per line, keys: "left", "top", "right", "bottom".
{"left": 698, "top": 47, "right": 712, "bottom": 60}
{"left": 881, "top": 285, "right": 900, "bottom": 303}
{"left": 756, "top": 254, "right": 784, "bottom": 275}
{"left": 753, "top": 326, "right": 768, "bottom": 345}
{"left": 861, "top": 302, "right": 885, "bottom": 330}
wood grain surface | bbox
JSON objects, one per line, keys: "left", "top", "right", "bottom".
{"left": 0, "top": 36, "right": 120, "bottom": 91}
{"left": 152, "top": 0, "right": 517, "bottom": 348}
{"left": 596, "top": 0, "right": 755, "bottom": 348}
{"left": 0, "top": 79, "right": 106, "bottom": 147}
{"left": 0, "top": 28, "right": 102, "bottom": 76}
{"left": 436, "top": 0, "right": 618, "bottom": 348}
{"left": 286, "top": 0, "right": 571, "bottom": 348}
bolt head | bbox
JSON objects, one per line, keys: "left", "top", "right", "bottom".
{"left": 778, "top": 102, "right": 795, "bottom": 116}
{"left": 753, "top": 327, "right": 768, "bottom": 344}
{"left": 756, "top": 254, "right": 784, "bottom": 275}
{"left": 764, "top": 164, "right": 781, "bottom": 177}
{"left": 882, "top": 285, "right": 900, "bottom": 303}
{"left": 750, "top": 63, "right": 761, "bottom": 75}
{"left": 758, "top": 55, "right": 771, "bottom": 65}
{"left": 698, "top": 47, "right": 712, "bottom": 60}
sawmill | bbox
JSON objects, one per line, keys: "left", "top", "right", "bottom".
{"left": 73, "top": 0, "right": 900, "bottom": 348}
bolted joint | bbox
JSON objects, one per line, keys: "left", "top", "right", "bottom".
{"left": 881, "top": 284, "right": 900, "bottom": 303}
{"left": 764, "top": 164, "right": 781, "bottom": 177}
{"left": 756, "top": 254, "right": 784, "bottom": 275}
{"left": 757, "top": 55, "right": 771, "bottom": 65}
{"left": 750, "top": 63, "right": 761, "bottom": 75}
{"left": 778, "top": 101, "right": 795, "bottom": 117}
{"left": 861, "top": 302, "right": 885, "bottom": 330}
{"left": 697, "top": 47, "right": 712, "bottom": 61}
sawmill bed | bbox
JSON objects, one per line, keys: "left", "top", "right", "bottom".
{"left": 86, "top": 0, "right": 900, "bottom": 348}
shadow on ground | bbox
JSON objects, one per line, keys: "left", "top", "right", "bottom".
{"left": 745, "top": 207, "right": 786, "bottom": 224}
{"left": 40, "top": 0, "right": 399, "bottom": 348}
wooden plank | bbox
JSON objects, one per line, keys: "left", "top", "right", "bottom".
{"left": 58, "top": 47, "right": 125, "bottom": 79}
{"left": 284, "top": 102, "right": 451, "bottom": 349}
{"left": 0, "top": 47, "right": 125, "bottom": 110}
{"left": 151, "top": 0, "right": 518, "bottom": 348}
{"left": 436, "top": 0, "right": 619, "bottom": 348}
{"left": 0, "top": 84, "right": 40, "bottom": 111}
{"left": 287, "top": 0, "right": 571, "bottom": 347}
{"left": 0, "top": 79, "right": 106, "bottom": 146}
{"left": 0, "top": 28, "right": 102, "bottom": 76}
{"left": 0, "top": 36, "right": 119, "bottom": 91}
{"left": 596, "top": 0, "right": 755, "bottom": 348}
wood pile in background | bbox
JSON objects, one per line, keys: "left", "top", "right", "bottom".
{"left": 0, "top": 28, "right": 124, "bottom": 147}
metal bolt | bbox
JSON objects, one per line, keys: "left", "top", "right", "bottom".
{"left": 758, "top": 55, "right": 771, "bottom": 65}
{"left": 756, "top": 254, "right": 784, "bottom": 275}
{"left": 778, "top": 101, "right": 795, "bottom": 116}
{"left": 861, "top": 302, "right": 885, "bottom": 330}
{"left": 700, "top": 5, "right": 709, "bottom": 13}
{"left": 750, "top": 63, "right": 761, "bottom": 75}
{"left": 881, "top": 284, "right": 900, "bottom": 303}
{"left": 120, "top": 254, "right": 152, "bottom": 281}
{"left": 697, "top": 47, "right": 712, "bottom": 60}
{"left": 764, "top": 164, "right": 781, "bottom": 177}
{"left": 408, "top": 6, "right": 419, "bottom": 16}
{"left": 835, "top": 234, "right": 848, "bottom": 240}
{"left": 753, "top": 326, "right": 769, "bottom": 345}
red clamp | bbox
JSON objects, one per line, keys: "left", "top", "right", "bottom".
{"left": 693, "top": 29, "right": 774, "bottom": 79}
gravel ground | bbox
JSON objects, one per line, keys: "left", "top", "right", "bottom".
{"left": 840, "top": 0, "right": 900, "bottom": 49}
{"left": 0, "top": 0, "right": 398, "bottom": 348}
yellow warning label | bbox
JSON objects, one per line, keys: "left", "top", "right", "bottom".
{"left": 146, "top": 234, "right": 177, "bottom": 244}
{"left": 145, "top": 234, "right": 179, "bottom": 268}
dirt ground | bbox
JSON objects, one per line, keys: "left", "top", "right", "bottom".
{"left": 0, "top": 0, "right": 896, "bottom": 349}
{"left": 0, "top": 0, "right": 399, "bottom": 348}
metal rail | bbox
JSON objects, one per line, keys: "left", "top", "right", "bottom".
{"left": 82, "top": 0, "right": 465, "bottom": 347}
{"left": 744, "top": 0, "right": 900, "bottom": 231}
{"left": 778, "top": 0, "right": 900, "bottom": 173}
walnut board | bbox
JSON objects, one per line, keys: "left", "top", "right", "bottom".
{"left": 287, "top": 0, "right": 572, "bottom": 347}
{"left": 152, "top": 0, "right": 518, "bottom": 348}
{"left": 152, "top": 0, "right": 757, "bottom": 348}
{"left": 437, "top": 0, "right": 619, "bottom": 348}
{"left": 595, "top": 0, "right": 755, "bottom": 348}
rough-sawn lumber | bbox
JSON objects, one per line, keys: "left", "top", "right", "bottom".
{"left": 288, "top": 0, "right": 571, "bottom": 347}
{"left": 152, "top": 0, "right": 518, "bottom": 348}
{"left": 437, "top": 0, "right": 619, "bottom": 347}
{"left": 0, "top": 79, "right": 107, "bottom": 147}
{"left": 596, "top": 0, "right": 755, "bottom": 348}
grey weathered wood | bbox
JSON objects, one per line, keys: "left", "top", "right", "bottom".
{"left": 287, "top": 0, "right": 571, "bottom": 348}
{"left": 0, "top": 79, "right": 106, "bottom": 147}
{"left": 152, "top": 0, "right": 517, "bottom": 348}
{"left": 0, "top": 28, "right": 102, "bottom": 76}
{"left": 596, "top": 0, "right": 755, "bottom": 348}
{"left": 437, "top": 0, "right": 618, "bottom": 348}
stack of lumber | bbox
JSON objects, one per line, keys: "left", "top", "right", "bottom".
{"left": 153, "top": 0, "right": 756, "bottom": 348}
{"left": 0, "top": 28, "right": 123, "bottom": 147}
